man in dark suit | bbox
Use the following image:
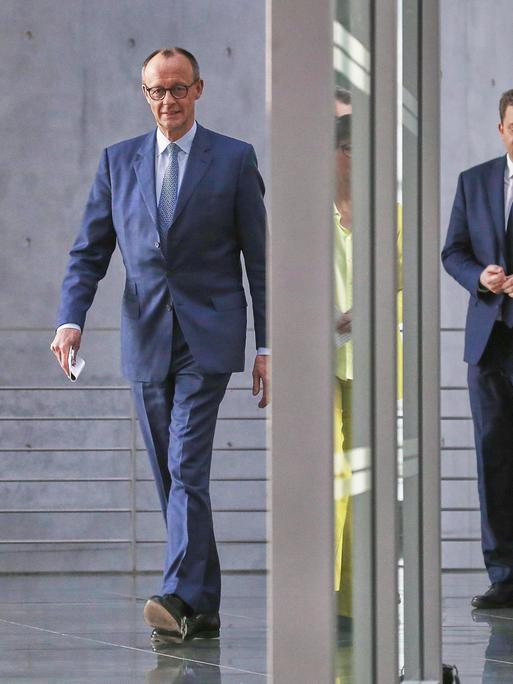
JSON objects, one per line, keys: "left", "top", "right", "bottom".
{"left": 50, "top": 47, "right": 268, "bottom": 639}
{"left": 442, "top": 89, "right": 513, "bottom": 608}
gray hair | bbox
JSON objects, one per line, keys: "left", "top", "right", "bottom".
{"left": 141, "top": 47, "right": 200, "bottom": 82}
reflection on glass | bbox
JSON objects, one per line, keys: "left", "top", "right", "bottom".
{"left": 400, "top": 0, "right": 422, "bottom": 679}
{"left": 334, "top": 111, "right": 353, "bottom": 632}
{"left": 334, "top": 2, "right": 373, "bottom": 682}
{"left": 333, "top": 1, "right": 425, "bottom": 681}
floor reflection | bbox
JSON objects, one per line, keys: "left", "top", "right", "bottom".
{"left": 443, "top": 572, "right": 513, "bottom": 683}
{"left": 147, "top": 641, "right": 221, "bottom": 683}
{"left": 335, "top": 621, "right": 353, "bottom": 683}
{"left": 473, "top": 610, "right": 513, "bottom": 683}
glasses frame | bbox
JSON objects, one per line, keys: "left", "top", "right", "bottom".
{"left": 143, "top": 80, "right": 198, "bottom": 101}
{"left": 338, "top": 142, "right": 352, "bottom": 158}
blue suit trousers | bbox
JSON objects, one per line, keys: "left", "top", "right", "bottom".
{"left": 468, "top": 322, "right": 513, "bottom": 583}
{"left": 132, "top": 315, "right": 230, "bottom": 613}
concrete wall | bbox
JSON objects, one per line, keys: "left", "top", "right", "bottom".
{"left": 440, "top": 0, "right": 513, "bottom": 570}
{"left": 0, "top": 0, "right": 267, "bottom": 573}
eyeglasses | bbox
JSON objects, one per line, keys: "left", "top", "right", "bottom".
{"left": 143, "top": 81, "right": 198, "bottom": 101}
{"left": 338, "top": 143, "right": 352, "bottom": 158}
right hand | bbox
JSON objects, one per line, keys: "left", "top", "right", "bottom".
{"left": 50, "top": 328, "right": 82, "bottom": 377}
{"left": 480, "top": 265, "right": 506, "bottom": 293}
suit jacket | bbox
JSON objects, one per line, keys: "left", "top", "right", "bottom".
{"left": 442, "top": 155, "right": 507, "bottom": 365}
{"left": 57, "top": 123, "right": 266, "bottom": 381}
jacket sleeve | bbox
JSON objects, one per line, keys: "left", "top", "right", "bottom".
{"left": 441, "top": 172, "right": 484, "bottom": 297}
{"left": 235, "top": 145, "right": 267, "bottom": 349}
{"left": 56, "top": 149, "right": 116, "bottom": 329}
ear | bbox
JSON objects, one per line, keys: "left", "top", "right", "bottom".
{"left": 499, "top": 122, "right": 504, "bottom": 134}
{"left": 141, "top": 84, "right": 151, "bottom": 104}
{"left": 194, "top": 79, "right": 204, "bottom": 100}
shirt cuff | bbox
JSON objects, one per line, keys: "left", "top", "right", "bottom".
{"left": 57, "top": 323, "right": 82, "bottom": 332}
{"left": 257, "top": 347, "right": 270, "bottom": 355}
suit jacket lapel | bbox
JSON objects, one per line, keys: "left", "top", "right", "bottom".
{"left": 486, "top": 156, "right": 507, "bottom": 258}
{"left": 171, "top": 124, "right": 212, "bottom": 227}
{"left": 133, "top": 130, "right": 157, "bottom": 225}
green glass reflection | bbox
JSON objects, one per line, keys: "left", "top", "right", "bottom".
{"left": 334, "top": 1, "right": 373, "bottom": 682}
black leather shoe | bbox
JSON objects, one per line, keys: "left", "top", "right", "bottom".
{"left": 401, "top": 664, "right": 460, "bottom": 683}
{"left": 182, "top": 612, "right": 220, "bottom": 640}
{"left": 144, "top": 594, "right": 191, "bottom": 637}
{"left": 471, "top": 583, "right": 513, "bottom": 608}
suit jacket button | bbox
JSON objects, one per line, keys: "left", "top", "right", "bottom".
{"left": 166, "top": 303, "right": 173, "bottom": 312}
{"left": 154, "top": 241, "right": 160, "bottom": 248}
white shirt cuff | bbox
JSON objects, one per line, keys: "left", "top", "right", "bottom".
{"left": 57, "top": 323, "right": 82, "bottom": 332}
{"left": 257, "top": 347, "right": 270, "bottom": 355}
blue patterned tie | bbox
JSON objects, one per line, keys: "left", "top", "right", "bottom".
{"left": 158, "top": 142, "right": 180, "bottom": 239}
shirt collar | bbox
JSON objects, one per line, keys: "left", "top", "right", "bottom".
{"left": 506, "top": 153, "right": 513, "bottom": 180}
{"left": 156, "top": 120, "right": 197, "bottom": 156}
{"left": 333, "top": 203, "right": 351, "bottom": 236}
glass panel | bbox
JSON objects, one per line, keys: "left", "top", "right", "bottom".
{"left": 333, "top": 1, "right": 374, "bottom": 681}
{"left": 399, "top": 0, "right": 422, "bottom": 678}
{"left": 334, "top": 2, "right": 428, "bottom": 680}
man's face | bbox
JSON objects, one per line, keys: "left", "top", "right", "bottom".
{"left": 335, "top": 100, "right": 352, "bottom": 117}
{"left": 499, "top": 105, "right": 513, "bottom": 159}
{"left": 142, "top": 53, "right": 203, "bottom": 140}
{"left": 335, "top": 138, "right": 352, "bottom": 185}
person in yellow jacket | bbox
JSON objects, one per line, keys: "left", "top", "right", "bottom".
{"left": 333, "top": 115, "right": 354, "bottom": 623}
{"left": 334, "top": 114, "right": 403, "bottom": 625}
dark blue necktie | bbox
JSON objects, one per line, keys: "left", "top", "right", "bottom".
{"left": 502, "top": 202, "right": 513, "bottom": 326}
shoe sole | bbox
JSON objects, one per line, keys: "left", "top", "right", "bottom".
{"left": 150, "top": 628, "right": 182, "bottom": 645}
{"left": 144, "top": 599, "right": 181, "bottom": 636}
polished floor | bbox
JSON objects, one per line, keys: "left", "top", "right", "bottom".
{"left": 1, "top": 570, "right": 512, "bottom": 682}
{"left": 0, "top": 573, "right": 267, "bottom": 683}
{"left": 442, "top": 571, "right": 513, "bottom": 683}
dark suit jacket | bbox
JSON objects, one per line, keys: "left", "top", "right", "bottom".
{"left": 57, "top": 124, "right": 266, "bottom": 380}
{"left": 442, "top": 155, "right": 507, "bottom": 365}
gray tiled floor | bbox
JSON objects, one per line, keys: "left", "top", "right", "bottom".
{"left": 2, "top": 570, "right": 511, "bottom": 682}
{"left": 0, "top": 573, "right": 267, "bottom": 683}
{"left": 443, "top": 571, "right": 513, "bottom": 683}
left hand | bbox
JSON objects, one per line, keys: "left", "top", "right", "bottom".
{"left": 252, "top": 354, "right": 270, "bottom": 408}
{"left": 502, "top": 274, "right": 513, "bottom": 297}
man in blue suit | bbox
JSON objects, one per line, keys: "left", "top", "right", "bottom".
{"left": 442, "top": 89, "right": 513, "bottom": 609}
{"left": 50, "top": 47, "right": 268, "bottom": 639}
